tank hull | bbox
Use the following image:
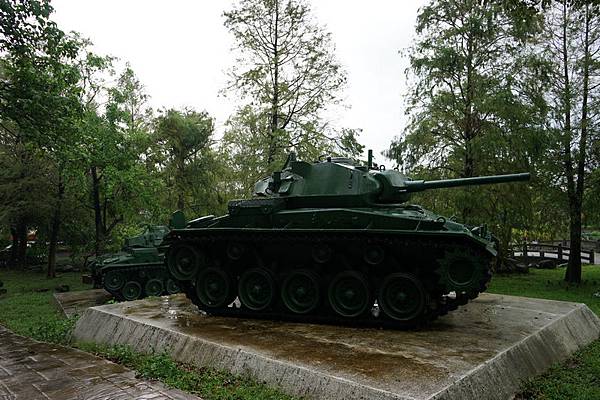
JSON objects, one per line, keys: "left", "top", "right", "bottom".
{"left": 97, "top": 260, "right": 180, "bottom": 301}
{"left": 164, "top": 207, "right": 495, "bottom": 328}
{"left": 85, "top": 226, "right": 180, "bottom": 301}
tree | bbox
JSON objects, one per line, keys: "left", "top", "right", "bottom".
{"left": 220, "top": 105, "right": 365, "bottom": 198}
{"left": 90, "top": 66, "right": 160, "bottom": 254}
{"left": 152, "top": 109, "right": 215, "bottom": 213}
{"left": 0, "top": 125, "right": 53, "bottom": 269}
{"left": 541, "top": 0, "right": 599, "bottom": 283}
{"left": 584, "top": 139, "right": 600, "bottom": 228}
{"left": 0, "top": 0, "right": 52, "bottom": 269}
{"left": 0, "top": 0, "right": 84, "bottom": 275}
{"left": 223, "top": 0, "right": 350, "bottom": 167}
{"left": 106, "top": 64, "right": 152, "bottom": 139}
{"left": 386, "top": 0, "right": 546, "bottom": 260}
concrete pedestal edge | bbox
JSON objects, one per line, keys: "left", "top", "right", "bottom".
{"left": 74, "top": 308, "right": 410, "bottom": 400}
{"left": 73, "top": 301, "right": 600, "bottom": 400}
{"left": 431, "top": 303, "right": 600, "bottom": 399}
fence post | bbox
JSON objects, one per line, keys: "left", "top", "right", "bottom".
{"left": 523, "top": 243, "right": 528, "bottom": 264}
{"left": 591, "top": 251, "right": 595, "bottom": 265}
{"left": 558, "top": 244, "right": 563, "bottom": 261}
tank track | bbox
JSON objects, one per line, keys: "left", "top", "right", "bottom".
{"left": 100, "top": 264, "right": 180, "bottom": 301}
{"left": 166, "top": 231, "right": 493, "bottom": 328}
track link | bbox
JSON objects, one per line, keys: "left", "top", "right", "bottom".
{"left": 101, "top": 264, "right": 180, "bottom": 301}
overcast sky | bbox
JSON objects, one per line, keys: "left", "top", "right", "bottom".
{"left": 51, "top": 0, "right": 426, "bottom": 162}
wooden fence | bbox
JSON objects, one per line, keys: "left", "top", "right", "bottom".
{"left": 511, "top": 243, "right": 596, "bottom": 265}
{"left": 536, "top": 239, "right": 600, "bottom": 252}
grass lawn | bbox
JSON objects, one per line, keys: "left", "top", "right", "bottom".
{"left": 0, "top": 269, "right": 88, "bottom": 343}
{"left": 488, "top": 266, "right": 600, "bottom": 314}
{"left": 488, "top": 265, "right": 600, "bottom": 400}
{"left": 0, "top": 268, "right": 297, "bottom": 400}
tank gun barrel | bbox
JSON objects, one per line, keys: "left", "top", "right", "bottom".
{"left": 401, "top": 172, "right": 530, "bottom": 193}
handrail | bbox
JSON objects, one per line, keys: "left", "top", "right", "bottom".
{"left": 510, "top": 243, "right": 596, "bottom": 264}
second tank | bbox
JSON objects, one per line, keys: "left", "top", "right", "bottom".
{"left": 85, "top": 225, "right": 180, "bottom": 301}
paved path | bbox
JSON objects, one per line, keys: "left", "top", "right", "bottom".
{"left": 0, "top": 326, "right": 199, "bottom": 400}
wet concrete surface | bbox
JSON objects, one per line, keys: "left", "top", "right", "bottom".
{"left": 0, "top": 325, "right": 199, "bottom": 400}
{"left": 74, "top": 293, "right": 600, "bottom": 400}
{"left": 53, "top": 289, "right": 113, "bottom": 318}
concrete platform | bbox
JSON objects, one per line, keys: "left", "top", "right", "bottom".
{"left": 53, "top": 289, "right": 112, "bottom": 318}
{"left": 73, "top": 293, "right": 600, "bottom": 400}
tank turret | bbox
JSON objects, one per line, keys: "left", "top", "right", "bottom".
{"left": 250, "top": 152, "right": 529, "bottom": 208}
{"left": 123, "top": 225, "right": 170, "bottom": 249}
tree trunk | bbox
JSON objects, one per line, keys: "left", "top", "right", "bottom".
{"left": 177, "top": 191, "right": 185, "bottom": 211}
{"left": 47, "top": 173, "right": 64, "bottom": 279}
{"left": 9, "top": 225, "right": 18, "bottom": 268}
{"left": 558, "top": 0, "right": 580, "bottom": 283}
{"left": 91, "top": 166, "right": 103, "bottom": 255}
{"left": 565, "top": 202, "right": 582, "bottom": 283}
{"left": 176, "top": 152, "right": 185, "bottom": 211}
{"left": 461, "top": 145, "right": 475, "bottom": 222}
{"left": 267, "top": 0, "right": 280, "bottom": 166}
{"left": 497, "top": 210, "right": 512, "bottom": 270}
{"left": 461, "top": 32, "right": 475, "bottom": 223}
{"left": 15, "top": 219, "right": 27, "bottom": 269}
{"left": 563, "top": 2, "right": 592, "bottom": 283}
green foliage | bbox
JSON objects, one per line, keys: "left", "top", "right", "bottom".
{"left": 537, "top": 1, "right": 600, "bottom": 283}
{"left": 0, "top": 0, "right": 224, "bottom": 258}
{"left": 1, "top": 0, "right": 595, "bottom": 276}
{"left": 27, "top": 315, "right": 79, "bottom": 344}
{"left": 106, "top": 64, "right": 152, "bottom": 136}
{"left": 386, "top": 0, "right": 573, "bottom": 257}
{"left": 152, "top": 108, "right": 221, "bottom": 215}
{"left": 77, "top": 342, "right": 299, "bottom": 400}
{"left": 220, "top": 106, "right": 284, "bottom": 197}
{"left": 223, "top": 0, "right": 360, "bottom": 172}
{"left": 0, "top": 0, "right": 88, "bottom": 273}
{"left": 0, "top": 0, "right": 362, "bottom": 260}
{"left": 0, "top": 270, "right": 89, "bottom": 344}
{"left": 83, "top": 65, "right": 161, "bottom": 252}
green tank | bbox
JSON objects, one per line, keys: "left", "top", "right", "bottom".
{"left": 162, "top": 153, "right": 530, "bottom": 327}
{"left": 85, "top": 225, "right": 180, "bottom": 301}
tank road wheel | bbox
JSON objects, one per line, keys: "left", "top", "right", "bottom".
{"left": 226, "top": 242, "right": 246, "bottom": 261}
{"left": 165, "top": 278, "right": 180, "bottom": 295}
{"left": 238, "top": 268, "right": 275, "bottom": 311}
{"left": 437, "top": 250, "right": 485, "bottom": 292}
{"left": 378, "top": 273, "right": 426, "bottom": 322}
{"left": 144, "top": 278, "right": 164, "bottom": 297}
{"left": 122, "top": 281, "right": 142, "bottom": 301}
{"left": 364, "top": 245, "right": 385, "bottom": 265}
{"left": 195, "top": 267, "right": 234, "bottom": 308}
{"left": 312, "top": 244, "right": 333, "bottom": 264}
{"left": 168, "top": 245, "right": 203, "bottom": 281}
{"left": 328, "top": 271, "right": 371, "bottom": 318}
{"left": 103, "top": 271, "right": 125, "bottom": 291}
{"left": 281, "top": 270, "right": 320, "bottom": 314}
